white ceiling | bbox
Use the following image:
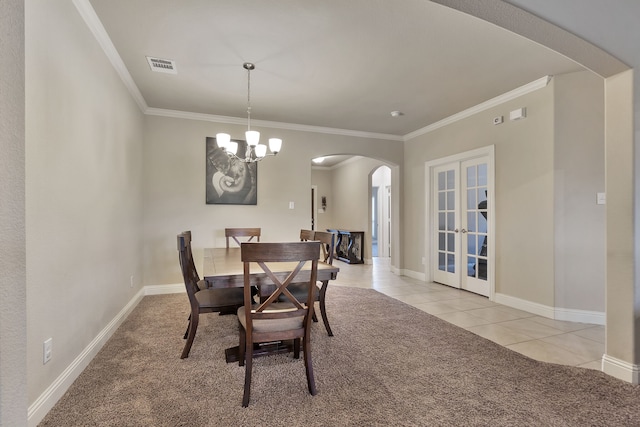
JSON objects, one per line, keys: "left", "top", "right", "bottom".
{"left": 86, "top": 0, "right": 586, "bottom": 138}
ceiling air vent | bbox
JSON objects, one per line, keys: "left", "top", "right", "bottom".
{"left": 146, "top": 56, "right": 177, "bottom": 74}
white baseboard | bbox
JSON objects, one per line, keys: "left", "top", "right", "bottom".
{"left": 494, "top": 292, "right": 605, "bottom": 325}
{"left": 401, "top": 268, "right": 426, "bottom": 281}
{"left": 145, "top": 283, "right": 184, "bottom": 295}
{"left": 28, "top": 283, "right": 184, "bottom": 427}
{"left": 28, "top": 287, "right": 146, "bottom": 426}
{"left": 602, "top": 354, "right": 640, "bottom": 384}
{"left": 552, "top": 306, "right": 605, "bottom": 325}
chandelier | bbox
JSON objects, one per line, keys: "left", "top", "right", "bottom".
{"left": 215, "top": 63, "right": 282, "bottom": 163}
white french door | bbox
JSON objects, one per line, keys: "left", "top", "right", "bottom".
{"left": 428, "top": 148, "right": 493, "bottom": 297}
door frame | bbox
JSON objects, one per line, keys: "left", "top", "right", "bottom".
{"left": 311, "top": 185, "right": 318, "bottom": 230}
{"left": 424, "top": 145, "right": 495, "bottom": 299}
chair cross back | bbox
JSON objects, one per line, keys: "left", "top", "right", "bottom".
{"left": 313, "top": 231, "right": 335, "bottom": 265}
{"left": 225, "top": 227, "right": 261, "bottom": 248}
{"left": 299, "top": 229, "right": 335, "bottom": 265}
{"left": 238, "top": 241, "right": 321, "bottom": 407}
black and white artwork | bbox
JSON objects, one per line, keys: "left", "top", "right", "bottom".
{"left": 206, "top": 137, "right": 257, "bottom": 205}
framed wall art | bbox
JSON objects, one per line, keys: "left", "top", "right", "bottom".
{"left": 205, "top": 136, "right": 257, "bottom": 205}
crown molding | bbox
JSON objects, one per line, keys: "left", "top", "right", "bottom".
{"left": 404, "top": 75, "right": 552, "bottom": 141}
{"left": 73, "top": 0, "right": 148, "bottom": 112}
{"left": 145, "top": 108, "right": 404, "bottom": 141}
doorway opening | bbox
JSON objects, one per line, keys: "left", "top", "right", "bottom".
{"left": 371, "top": 165, "right": 391, "bottom": 259}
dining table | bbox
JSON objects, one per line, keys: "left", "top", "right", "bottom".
{"left": 202, "top": 246, "right": 340, "bottom": 363}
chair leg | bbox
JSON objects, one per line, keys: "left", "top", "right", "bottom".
{"left": 293, "top": 338, "right": 300, "bottom": 359}
{"left": 181, "top": 313, "right": 198, "bottom": 359}
{"left": 183, "top": 313, "right": 192, "bottom": 339}
{"left": 242, "top": 341, "right": 253, "bottom": 407}
{"left": 318, "top": 281, "right": 334, "bottom": 336}
{"left": 238, "top": 323, "right": 246, "bottom": 367}
{"left": 303, "top": 333, "right": 316, "bottom": 395}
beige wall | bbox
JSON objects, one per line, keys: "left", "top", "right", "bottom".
{"left": 553, "top": 71, "right": 605, "bottom": 312}
{"left": 405, "top": 81, "right": 555, "bottom": 305}
{"left": 404, "top": 72, "right": 605, "bottom": 309}
{"left": 1, "top": 0, "right": 27, "bottom": 425}
{"left": 311, "top": 168, "right": 333, "bottom": 231}
{"left": 604, "top": 70, "right": 635, "bottom": 364}
{"left": 26, "top": 0, "right": 145, "bottom": 407}
{"left": 142, "top": 116, "right": 402, "bottom": 286}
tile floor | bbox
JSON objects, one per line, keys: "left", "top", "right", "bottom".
{"left": 331, "top": 257, "right": 604, "bottom": 371}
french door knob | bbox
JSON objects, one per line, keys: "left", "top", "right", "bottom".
{"left": 461, "top": 229, "right": 467, "bottom": 233}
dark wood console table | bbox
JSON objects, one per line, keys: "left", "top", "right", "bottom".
{"left": 327, "top": 229, "right": 364, "bottom": 264}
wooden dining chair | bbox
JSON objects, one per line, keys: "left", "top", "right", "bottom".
{"left": 177, "top": 231, "right": 244, "bottom": 359}
{"left": 237, "top": 241, "right": 321, "bottom": 407}
{"left": 225, "top": 227, "right": 261, "bottom": 248}
{"left": 299, "top": 229, "right": 315, "bottom": 241}
{"left": 283, "top": 230, "right": 336, "bottom": 336}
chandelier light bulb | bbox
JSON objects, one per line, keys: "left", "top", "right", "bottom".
{"left": 227, "top": 141, "right": 238, "bottom": 155}
{"left": 255, "top": 144, "right": 267, "bottom": 158}
{"left": 216, "top": 133, "right": 231, "bottom": 149}
{"left": 268, "top": 138, "right": 282, "bottom": 154}
{"left": 245, "top": 130, "right": 260, "bottom": 147}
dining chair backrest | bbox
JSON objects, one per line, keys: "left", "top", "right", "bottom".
{"left": 177, "top": 230, "right": 244, "bottom": 359}
{"left": 238, "top": 241, "right": 321, "bottom": 406}
{"left": 300, "top": 229, "right": 315, "bottom": 241}
{"left": 178, "top": 231, "right": 200, "bottom": 296}
{"left": 312, "top": 231, "right": 335, "bottom": 265}
{"left": 225, "top": 227, "right": 261, "bottom": 248}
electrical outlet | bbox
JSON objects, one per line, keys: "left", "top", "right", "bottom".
{"left": 43, "top": 338, "right": 52, "bottom": 364}
{"left": 130, "top": 275, "right": 134, "bottom": 288}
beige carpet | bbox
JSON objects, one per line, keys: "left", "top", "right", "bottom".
{"left": 40, "top": 287, "right": 640, "bottom": 426}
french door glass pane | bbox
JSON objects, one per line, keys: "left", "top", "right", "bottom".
{"left": 466, "top": 162, "right": 488, "bottom": 281}
{"left": 437, "top": 168, "right": 456, "bottom": 275}
{"left": 478, "top": 163, "right": 487, "bottom": 186}
{"left": 438, "top": 172, "right": 446, "bottom": 190}
{"left": 467, "top": 211, "right": 476, "bottom": 232}
{"left": 447, "top": 212, "right": 455, "bottom": 231}
{"left": 446, "top": 170, "right": 455, "bottom": 189}
{"left": 447, "top": 191, "right": 455, "bottom": 210}
{"left": 467, "top": 165, "right": 476, "bottom": 186}
{"left": 447, "top": 254, "right": 455, "bottom": 273}
{"left": 467, "top": 189, "right": 476, "bottom": 210}
{"left": 467, "top": 235, "right": 477, "bottom": 255}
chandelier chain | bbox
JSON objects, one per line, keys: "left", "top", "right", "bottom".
{"left": 246, "top": 63, "right": 252, "bottom": 132}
